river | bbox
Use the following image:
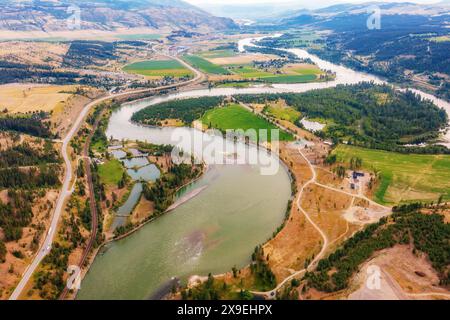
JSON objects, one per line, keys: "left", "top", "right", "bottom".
{"left": 77, "top": 35, "right": 450, "bottom": 300}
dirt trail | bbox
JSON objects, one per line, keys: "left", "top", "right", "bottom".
{"left": 244, "top": 101, "right": 391, "bottom": 299}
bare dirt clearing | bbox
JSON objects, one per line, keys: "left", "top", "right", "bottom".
{"left": 348, "top": 245, "right": 449, "bottom": 300}
{"left": 263, "top": 143, "right": 321, "bottom": 282}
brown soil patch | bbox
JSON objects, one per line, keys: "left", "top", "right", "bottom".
{"left": 315, "top": 167, "right": 345, "bottom": 189}
{"left": 343, "top": 204, "right": 390, "bottom": 225}
{"left": 50, "top": 87, "right": 103, "bottom": 138}
{"left": 262, "top": 143, "right": 321, "bottom": 282}
{"left": 131, "top": 197, "right": 154, "bottom": 225}
{"left": 301, "top": 140, "right": 330, "bottom": 166}
{"left": 0, "top": 190, "right": 8, "bottom": 204}
{"left": 301, "top": 184, "right": 355, "bottom": 246}
{"left": 282, "top": 120, "right": 317, "bottom": 141}
{"left": 149, "top": 154, "right": 172, "bottom": 173}
{"left": 158, "top": 119, "right": 184, "bottom": 127}
{"left": 348, "top": 245, "right": 449, "bottom": 300}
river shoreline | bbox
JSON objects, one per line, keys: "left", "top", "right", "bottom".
{"left": 75, "top": 34, "right": 450, "bottom": 300}
{"left": 72, "top": 159, "right": 208, "bottom": 300}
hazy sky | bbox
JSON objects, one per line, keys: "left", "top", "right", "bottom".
{"left": 186, "top": 0, "right": 446, "bottom": 9}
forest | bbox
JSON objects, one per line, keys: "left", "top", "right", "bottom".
{"left": 305, "top": 203, "right": 450, "bottom": 292}
{"left": 142, "top": 163, "right": 201, "bottom": 214}
{"left": 251, "top": 245, "right": 277, "bottom": 291}
{"left": 258, "top": 13, "right": 450, "bottom": 100}
{"left": 235, "top": 83, "right": 449, "bottom": 153}
{"left": 63, "top": 41, "right": 117, "bottom": 68}
{"left": 0, "top": 142, "right": 60, "bottom": 168}
{"left": 0, "top": 190, "right": 35, "bottom": 242}
{"left": 0, "top": 60, "right": 80, "bottom": 85}
{"left": 131, "top": 96, "right": 224, "bottom": 125}
{"left": 0, "top": 113, "right": 55, "bottom": 138}
{"left": 244, "top": 45, "right": 300, "bottom": 62}
{"left": 0, "top": 165, "right": 61, "bottom": 190}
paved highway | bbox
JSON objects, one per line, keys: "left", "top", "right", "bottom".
{"left": 9, "top": 56, "right": 203, "bottom": 300}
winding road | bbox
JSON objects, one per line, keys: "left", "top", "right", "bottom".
{"left": 8, "top": 35, "right": 448, "bottom": 300}
{"left": 247, "top": 105, "right": 390, "bottom": 299}
{"left": 8, "top": 56, "right": 204, "bottom": 300}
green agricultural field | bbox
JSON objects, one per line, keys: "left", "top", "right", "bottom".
{"left": 183, "top": 55, "right": 230, "bottom": 75}
{"left": 265, "top": 105, "right": 301, "bottom": 123}
{"left": 231, "top": 65, "right": 319, "bottom": 83}
{"left": 200, "top": 50, "right": 237, "bottom": 59}
{"left": 98, "top": 159, "right": 125, "bottom": 186}
{"left": 290, "top": 67, "right": 322, "bottom": 75}
{"left": 231, "top": 66, "right": 273, "bottom": 79}
{"left": 334, "top": 145, "right": 450, "bottom": 204}
{"left": 216, "top": 82, "right": 254, "bottom": 88}
{"left": 123, "top": 60, "right": 192, "bottom": 78}
{"left": 201, "top": 104, "right": 294, "bottom": 142}
{"left": 262, "top": 74, "right": 317, "bottom": 83}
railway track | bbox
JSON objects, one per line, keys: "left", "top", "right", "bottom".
{"left": 59, "top": 113, "right": 102, "bottom": 300}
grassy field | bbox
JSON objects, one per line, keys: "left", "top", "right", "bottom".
{"left": 123, "top": 60, "right": 192, "bottom": 78}
{"left": 0, "top": 84, "right": 79, "bottom": 113}
{"left": 91, "top": 137, "right": 108, "bottom": 153}
{"left": 98, "top": 159, "right": 125, "bottom": 186}
{"left": 200, "top": 50, "right": 236, "bottom": 59}
{"left": 334, "top": 145, "right": 450, "bottom": 204}
{"left": 265, "top": 104, "right": 301, "bottom": 123}
{"left": 183, "top": 55, "right": 230, "bottom": 75}
{"left": 263, "top": 74, "right": 317, "bottom": 83}
{"left": 215, "top": 82, "right": 254, "bottom": 88}
{"left": 230, "top": 65, "right": 319, "bottom": 83}
{"left": 287, "top": 65, "right": 323, "bottom": 75}
{"left": 201, "top": 104, "right": 294, "bottom": 142}
{"left": 231, "top": 66, "right": 273, "bottom": 79}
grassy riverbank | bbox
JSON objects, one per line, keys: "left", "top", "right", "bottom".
{"left": 201, "top": 104, "right": 294, "bottom": 142}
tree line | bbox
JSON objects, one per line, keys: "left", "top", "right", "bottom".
{"left": 235, "top": 83, "right": 449, "bottom": 154}
{"left": 142, "top": 163, "right": 201, "bottom": 215}
{"left": 131, "top": 96, "right": 224, "bottom": 126}
{"left": 305, "top": 203, "right": 450, "bottom": 292}
{"left": 0, "top": 142, "right": 60, "bottom": 168}
{"left": 0, "top": 165, "right": 61, "bottom": 189}
{"left": 0, "top": 112, "right": 55, "bottom": 138}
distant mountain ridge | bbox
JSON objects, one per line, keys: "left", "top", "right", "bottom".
{"left": 276, "top": 1, "right": 450, "bottom": 26}
{"left": 0, "top": 0, "right": 237, "bottom": 32}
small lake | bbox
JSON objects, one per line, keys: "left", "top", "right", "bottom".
{"left": 126, "top": 164, "right": 161, "bottom": 181}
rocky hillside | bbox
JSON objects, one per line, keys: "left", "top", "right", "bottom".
{"left": 0, "top": 0, "right": 237, "bottom": 32}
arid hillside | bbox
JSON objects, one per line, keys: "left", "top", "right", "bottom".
{"left": 0, "top": 0, "right": 237, "bottom": 33}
